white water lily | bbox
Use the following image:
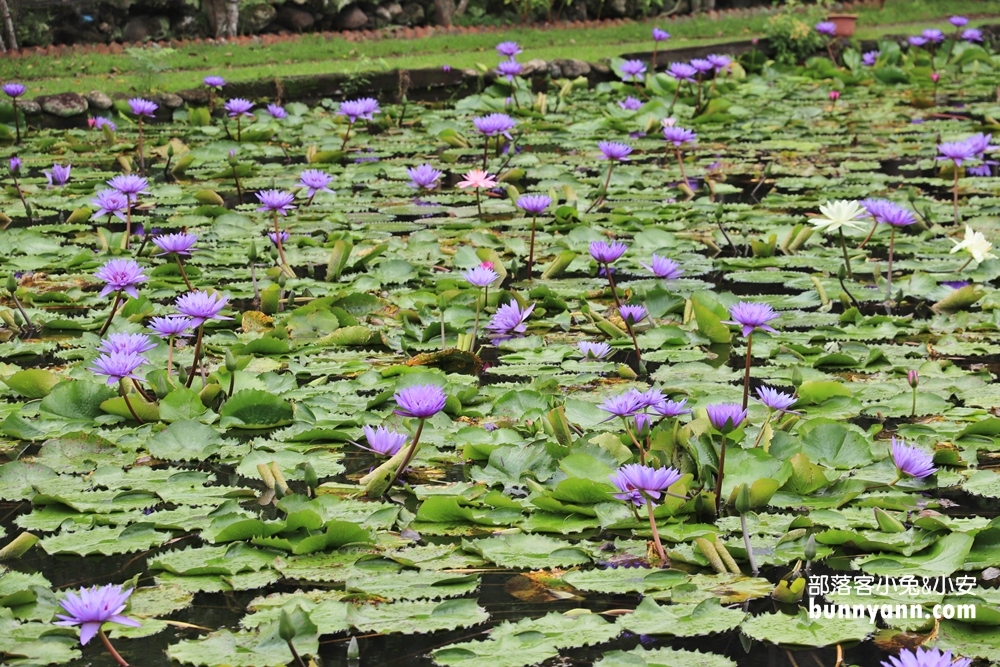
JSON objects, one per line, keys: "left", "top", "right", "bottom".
{"left": 812, "top": 199, "right": 867, "bottom": 233}
{"left": 951, "top": 225, "right": 997, "bottom": 264}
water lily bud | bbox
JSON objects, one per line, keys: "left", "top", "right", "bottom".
{"left": 6, "top": 275, "right": 16, "bottom": 294}
{"left": 248, "top": 240, "right": 258, "bottom": 262}
{"left": 837, "top": 264, "right": 846, "bottom": 281}
{"left": 829, "top": 90, "right": 840, "bottom": 101}
{"left": 634, "top": 413, "right": 651, "bottom": 439}
{"left": 12, "top": 310, "right": 22, "bottom": 327}
{"left": 225, "top": 349, "right": 238, "bottom": 373}
{"left": 347, "top": 636, "right": 360, "bottom": 660}
{"left": 269, "top": 246, "right": 279, "bottom": 261}
{"left": 734, "top": 483, "right": 751, "bottom": 514}
{"left": 277, "top": 272, "right": 287, "bottom": 288}
{"left": 302, "top": 462, "right": 318, "bottom": 490}
{"left": 804, "top": 534, "right": 817, "bottom": 561}
{"left": 931, "top": 72, "right": 940, "bottom": 83}
{"left": 791, "top": 366, "right": 803, "bottom": 389}
{"left": 154, "top": 373, "right": 171, "bottom": 399}
{"left": 908, "top": 369, "right": 919, "bottom": 389}
{"left": 167, "top": 144, "right": 174, "bottom": 158}
{"left": 228, "top": 149, "right": 238, "bottom": 167}
{"left": 177, "top": 364, "right": 189, "bottom": 386}
{"left": 278, "top": 609, "right": 297, "bottom": 642}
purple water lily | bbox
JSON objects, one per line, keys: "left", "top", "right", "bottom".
{"left": 148, "top": 315, "right": 193, "bottom": 338}
{"left": 55, "top": 583, "right": 140, "bottom": 646}
{"left": 598, "top": 391, "right": 642, "bottom": 419}
{"left": 473, "top": 113, "right": 516, "bottom": 139}
{"left": 662, "top": 126, "right": 696, "bottom": 147}
{"left": 723, "top": 301, "right": 779, "bottom": 336}
{"left": 654, "top": 398, "right": 691, "bottom": 418}
{"left": 640, "top": 255, "right": 683, "bottom": 279}
{"left": 579, "top": 341, "right": 613, "bottom": 360}
{"left": 225, "top": 98, "right": 254, "bottom": 117}
{"left": 516, "top": 194, "right": 551, "bottom": 215}
{"left": 203, "top": 76, "right": 225, "bottom": 88}
{"left": 619, "top": 59, "right": 647, "bottom": 82}
{"left": 950, "top": 16, "right": 969, "bottom": 27}
{"left": 89, "top": 351, "right": 148, "bottom": 386}
{"left": 598, "top": 140, "right": 633, "bottom": 161}
{"left": 619, "top": 304, "right": 648, "bottom": 325}
{"left": 589, "top": 240, "right": 628, "bottom": 264}
{"left": 881, "top": 647, "right": 970, "bottom": 667}
{"left": 298, "top": 169, "right": 335, "bottom": 200}
{"left": 128, "top": 98, "right": 158, "bottom": 117}
{"left": 44, "top": 163, "right": 71, "bottom": 187}
{"left": 95, "top": 259, "right": 147, "bottom": 299}
{"left": 175, "top": 290, "right": 231, "bottom": 327}
{"left": 938, "top": 140, "right": 978, "bottom": 167}
{"left": 496, "top": 60, "right": 522, "bottom": 80}
{"left": 862, "top": 50, "right": 881, "bottom": 66}
{"left": 652, "top": 27, "right": 670, "bottom": 41}
{"left": 2, "top": 82, "right": 26, "bottom": 98}
{"left": 394, "top": 384, "right": 447, "bottom": 419}
{"left": 496, "top": 41, "right": 522, "bottom": 58}
{"left": 486, "top": 301, "right": 534, "bottom": 341}
{"left": 91, "top": 189, "right": 130, "bottom": 221}
{"left": 963, "top": 28, "right": 983, "bottom": 42}
{"left": 338, "top": 97, "right": 381, "bottom": 123}
{"left": 462, "top": 264, "right": 498, "bottom": 287}
{"left": 266, "top": 103, "right": 287, "bottom": 119}
{"left": 407, "top": 164, "right": 443, "bottom": 190}
{"left": 362, "top": 425, "right": 408, "bottom": 456}
{"left": 619, "top": 96, "right": 643, "bottom": 111}
{"left": 815, "top": 21, "right": 837, "bottom": 36}
{"left": 256, "top": 189, "right": 296, "bottom": 215}
{"left": 107, "top": 174, "right": 149, "bottom": 202}
{"left": 891, "top": 437, "right": 937, "bottom": 480}
{"left": 706, "top": 402, "right": 748, "bottom": 433}
{"left": 755, "top": 386, "right": 797, "bottom": 412}
{"left": 153, "top": 232, "right": 198, "bottom": 256}
{"left": 99, "top": 332, "right": 156, "bottom": 356}
{"left": 610, "top": 463, "right": 682, "bottom": 507}
{"left": 668, "top": 62, "right": 698, "bottom": 82}
{"left": 922, "top": 28, "right": 945, "bottom": 43}
{"left": 268, "top": 230, "right": 290, "bottom": 247}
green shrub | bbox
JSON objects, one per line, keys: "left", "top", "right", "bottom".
{"left": 765, "top": 0, "right": 827, "bottom": 65}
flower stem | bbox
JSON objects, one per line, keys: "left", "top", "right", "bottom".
{"left": 858, "top": 222, "right": 878, "bottom": 249}
{"left": 624, "top": 320, "right": 643, "bottom": 370}
{"left": 388, "top": 418, "right": 425, "bottom": 489}
{"left": 122, "top": 205, "right": 132, "bottom": 251}
{"left": 741, "top": 333, "right": 753, "bottom": 411}
{"left": 604, "top": 263, "right": 623, "bottom": 311}
{"left": 886, "top": 227, "right": 896, "bottom": 302}
{"left": 175, "top": 254, "right": 194, "bottom": 291}
{"left": 185, "top": 325, "right": 204, "bottom": 389}
{"left": 167, "top": 336, "right": 174, "bottom": 377}
{"left": 911, "top": 387, "right": 917, "bottom": 418}
{"left": 11, "top": 175, "right": 31, "bottom": 222}
{"left": 741, "top": 512, "right": 758, "bottom": 576}
{"left": 675, "top": 147, "right": 688, "bottom": 189}
{"left": 137, "top": 118, "right": 145, "bottom": 176}
{"left": 234, "top": 170, "right": 243, "bottom": 206}
{"left": 646, "top": 498, "right": 668, "bottom": 567}
{"left": 483, "top": 136, "right": 489, "bottom": 171}
{"left": 471, "top": 287, "right": 483, "bottom": 351}
{"left": 99, "top": 291, "right": 123, "bottom": 337}
{"left": 12, "top": 99, "right": 20, "bottom": 144}
{"left": 285, "top": 640, "right": 307, "bottom": 667}
{"left": 340, "top": 120, "right": 354, "bottom": 151}
{"left": 272, "top": 211, "right": 290, "bottom": 272}
{"left": 838, "top": 227, "right": 854, "bottom": 281}
{"left": 587, "top": 162, "right": 615, "bottom": 213}
{"left": 751, "top": 409, "right": 772, "bottom": 449}
{"left": 714, "top": 432, "right": 726, "bottom": 514}
{"left": 120, "top": 383, "right": 144, "bottom": 424}
{"left": 527, "top": 214, "right": 537, "bottom": 280}
{"left": 953, "top": 165, "right": 960, "bottom": 225}
{"left": 236, "top": 116, "right": 242, "bottom": 143}
{"left": 958, "top": 256, "right": 973, "bottom": 272}
{"left": 475, "top": 188, "right": 482, "bottom": 218}
{"left": 98, "top": 629, "right": 130, "bottom": 667}
{"left": 652, "top": 44, "right": 658, "bottom": 70}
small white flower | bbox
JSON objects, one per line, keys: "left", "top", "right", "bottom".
{"left": 661, "top": 117, "right": 677, "bottom": 128}
{"left": 951, "top": 225, "right": 997, "bottom": 264}
{"left": 812, "top": 199, "right": 867, "bottom": 234}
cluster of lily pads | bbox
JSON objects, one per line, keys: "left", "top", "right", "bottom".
{"left": 2, "top": 18, "right": 1000, "bottom": 667}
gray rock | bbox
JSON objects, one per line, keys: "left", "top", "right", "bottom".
{"left": 36, "top": 93, "right": 89, "bottom": 118}
{"left": 18, "top": 100, "right": 42, "bottom": 116}
{"left": 374, "top": 5, "right": 392, "bottom": 21}
{"left": 276, "top": 6, "right": 315, "bottom": 31}
{"left": 160, "top": 93, "right": 184, "bottom": 108}
{"left": 382, "top": 1, "right": 403, "bottom": 19}
{"left": 85, "top": 90, "right": 113, "bottom": 110}
{"left": 338, "top": 5, "right": 368, "bottom": 30}
{"left": 240, "top": 2, "right": 277, "bottom": 34}
{"left": 520, "top": 59, "right": 548, "bottom": 76}
{"left": 399, "top": 2, "right": 423, "bottom": 25}
{"left": 605, "top": 0, "right": 627, "bottom": 16}
{"left": 172, "top": 15, "right": 204, "bottom": 39}
{"left": 549, "top": 58, "right": 590, "bottom": 78}
{"left": 122, "top": 15, "right": 169, "bottom": 42}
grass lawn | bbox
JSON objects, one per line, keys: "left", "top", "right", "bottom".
{"left": 3, "top": 0, "right": 999, "bottom": 97}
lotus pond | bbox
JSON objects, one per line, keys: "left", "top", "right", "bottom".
{"left": 4, "top": 28, "right": 1000, "bottom": 667}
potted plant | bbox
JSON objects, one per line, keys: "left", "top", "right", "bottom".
{"left": 826, "top": 13, "right": 859, "bottom": 37}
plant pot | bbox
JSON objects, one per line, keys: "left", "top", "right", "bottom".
{"left": 827, "top": 14, "right": 858, "bottom": 38}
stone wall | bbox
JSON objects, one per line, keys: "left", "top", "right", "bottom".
{"left": 11, "top": 0, "right": 775, "bottom": 46}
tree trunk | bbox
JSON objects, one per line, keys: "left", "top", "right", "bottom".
{"left": 454, "top": 0, "right": 470, "bottom": 18}
{"left": 204, "top": 0, "right": 237, "bottom": 37}
{"left": 223, "top": 0, "right": 239, "bottom": 37}
{"left": 0, "top": 0, "right": 17, "bottom": 51}
{"left": 432, "top": 0, "right": 455, "bottom": 27}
